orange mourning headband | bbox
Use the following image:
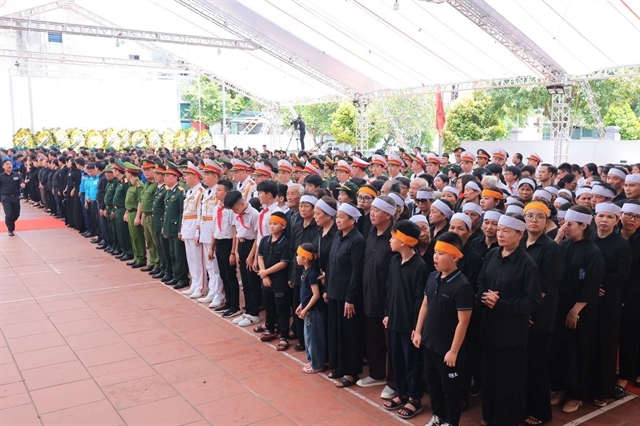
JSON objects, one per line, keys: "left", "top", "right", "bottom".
{"left": 391, "top": 230, "right": 419, "bottom": 247}
{"left": 523, "top": 201, "right": 550, "bottom": 217}
{"left": 358, "top": 187, "right": 377, "bottom": 198}
{"left": 482, "top": 189, "right": 504, "bottom": 200}
{"left": 297, "top": 246, "right": 317, "bottom": 260}
{"left": 269, "top": 216, "right": 287, "bottom": 226}
{"left": 434, "top": 241, "right": 464, "bottom": 259}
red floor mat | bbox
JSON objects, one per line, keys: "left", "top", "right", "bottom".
{"left": 0, "top": 217, "right": 67, "bottom": 232}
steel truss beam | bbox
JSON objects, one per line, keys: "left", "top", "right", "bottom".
{"left": 67, "top": 3, "right": 274, "bottom": 107}
{"left": 175, "top": 0, "right": 358, "bottom": 99}
{"left": 3, "top": 1, "right": 70, "bottom": 18}
{"left": 580, "top": 81, "right": 605, "bottom": 139}
{"left": 0, "top": 17, "right": 259, "bottom": 50}
{"left": 355, "top": 101, "right": 370, "bottom": 152}
{"left": 551, "top": 92, "right": 571, "bottom": 165}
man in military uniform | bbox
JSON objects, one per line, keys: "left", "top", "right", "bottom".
{"left": 139, "top": 159, "right": 159, "bottom": 273}
{"left": 151, "top": 161, "right": 170, "bottom": 279}
{"left": 102, "top": 164, "right": 118, "bottom": 253}
{"left": 162, "top": 161, "right": 189, "bottom": 289}
{"left": 112, "top": 159, "right": 133, "bottom": 261}
{"left": 123, "top": 162, "right": 146, "bottom": 268}
{"left": 180, "top": 161, "right": 205, "bottom": 298}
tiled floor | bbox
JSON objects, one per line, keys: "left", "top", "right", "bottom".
{"left": 1, "top": 203, "right": 639, "bottom": 426}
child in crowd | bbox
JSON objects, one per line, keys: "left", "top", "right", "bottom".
{"left": 258, "top": 211, "right": 292, "bottom": 350}
{"left": 413, "top": 232, "right": 474, "bottom": 426}
{"left": 383, "top": 220, "right": 428, "bottom": 419}
{"left": 295, "top": 242, "right": 326, "bottom": 374}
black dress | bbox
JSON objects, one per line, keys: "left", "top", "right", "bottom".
{"left": 66, "top": 168, "right": 84, "bottom": 231}
{"left": 619, "top": 227, "right": 640, "bottom": 381}
{"left": 591, "top": 232, "right": 631, "bottom": 399}
{"left": 549, "top": 239, "right": 605, "bottom": 402}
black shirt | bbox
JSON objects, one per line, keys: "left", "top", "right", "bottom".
{"left": 300, "top": 267, "right": 325, "bottom": 310}
{"left": 618, "top": 227, "right": 640, "bottom": 303}
{"left": 0, "top": 171, "right": 23, "bottom": 197}
{"left": 470, "top": 226, "right": 484, "bottom": 243}
{"left": 316, "top": 224, "right": 338, "bottom": 274}
{"left": 422, "top": 269, "right": 474, "bottom": 356}
{"left": 558, "top": 239, "right": 604, "bottom": 309}
{"left": 477, "top": 246, "right": 542, "bottom": 347}
{"left": 592, "top": 231, "right": 631, "bottom": 295}
{"left": 258, "top": 234, "right": 292, "bottom": 293}
{"left": 363, "top": 225, "right": 393, "bottom": 318}
{"left": 97, "top": 174, "right": 108, "bottom": 208}
{"left": 289, "top": 219, "right": 319, "bottom": 287}
{"left": 457, "top": 243, "right": 482, "bottom": 293}
{"left": 325, "top": 227, "right": 366, "bottom": 303}
{"left": 522, "top": 233, "right": 564, "bottom": 333}
{"left": 470, "top": 237, "right": 499, "bottom": 261}
{"left": 385, "top": 253, "right": 427, "bottom": 333}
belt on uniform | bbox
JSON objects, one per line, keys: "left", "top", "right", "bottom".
{"left": 127, "top": 209, "right": 137, "bottom": 213}
{"left": 202, "top": 216, "right": 214, "bottom": 221}
{"left": 142, "top": 211, "right": 152, "bottom": 214}
{"left": 114, "top": 206, "right": 123, "bottom": 209}
{"left": 238, "top": 238, "right": 255, "bottom": 243}
{"left": 183, "top": 214, "right": 197, "bottom": 220}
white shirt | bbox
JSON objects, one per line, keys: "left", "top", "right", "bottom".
{"left": 212, "top": 203, "right": 235, "bottom": 240}
{"left": 257, "top": 201, "right": 280, "bottom": 241}
{"left": 181, "top": 183, "right": 203, "bottom": 240}
{"left": 234, "top": 205, "right": 259, "bottom": 240}
{"left": 237, "top": 176, "right": 256, "bottom": 202}
{"left": 198, "top": 186, "right": 217, "bottom": 245}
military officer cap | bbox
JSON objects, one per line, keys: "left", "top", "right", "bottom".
{"left": 154, "top": 161, "right": 166, "bottom": 173}
{"left": 113, "top": 159, "right": 126, "bottom": 173}
{"left": 141, "top": 159, "right": 155, "bottom": 169}
{"left": 324, "top": 156, "right": 335, "bottom": 168}
{"left": 182, "top": 161, "right": 203, "bottom": 179}
{"left": 123, "top": 162, "right": 141, "bottom": 173}
{"left": 218, "top": 156, "right": 233, "bottom": 169}
{"left": 339, "top": 181, "right": 359, "bottom": 200}
{"left": 230, "top": 158, "right": 253, "bottom": 172}
{"left": 453, "top": 147, "right": 466, "bottom": 154}
{"left": 104, "top": 164, "right": 114, "bottom": 173}
{"left": 202, "top": 159, "right": 223, "bottom": 175}
{"left": 308, "top": 156, "right": 325, "bottom": 169}
{"left": 476, "top": 149, "right": 490, "bottom": 159}
{"left": 292, "top": 160, "right": 305, "bottom": 172}
{"left": 163, "top": 161, "right": 182, "bottom": 178}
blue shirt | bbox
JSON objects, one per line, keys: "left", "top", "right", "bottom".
{"left": 84, "top": 174, "right": 100, "bottom": 200}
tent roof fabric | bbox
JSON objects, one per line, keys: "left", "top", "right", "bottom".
{"left": 3, "top": 0, "right": 639, "bottom": 103}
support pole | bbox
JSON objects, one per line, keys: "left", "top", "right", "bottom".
{"left": 222, "top": 82, "right": 227, "bottom": 149}
{"left": 551, "top": 91, "right": 571, "bottom": 165}
{"left": 355, "top": 101, "right": 369, "bottom": 152}
{"left": 27, "top": 60, "right": 35, "bottom": 132}
{"left": 9, "top": 71, "right": 16, "bottom": 136}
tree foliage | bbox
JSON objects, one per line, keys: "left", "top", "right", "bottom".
{"left": 330, "top": 102, "right": 357, "bottom": 144}
{"left": 444, "top": 93, "right": 506, "bottom": 148}
{"left": 368, "top": 96, "right": 435, "bottom": 151}
{"left": 603, "top": 103, "right": 640, "bottom": 140}
{"left": 181, "top": 77, "right": 260, "bottom": 126}
{"left": 293, "top": 103, "right": 339, "bottom": 147}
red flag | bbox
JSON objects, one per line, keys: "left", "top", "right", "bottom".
{"left": 435, "top": 92, "right": 446, "bottom": 136}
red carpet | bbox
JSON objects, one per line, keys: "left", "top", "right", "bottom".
{"left": 0, "top": 217, "right": 67, "bottom": 232}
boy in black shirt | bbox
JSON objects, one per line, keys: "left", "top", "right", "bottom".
{"left": 413, "top": 232, "right": 474, "bottom": 426}
{"left": 258, "top": 211, "right": 292, "bottom": 350}
{"left": 383, "top": 220, "right": 428, "bottom": 419}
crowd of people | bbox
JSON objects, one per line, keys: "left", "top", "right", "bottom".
{"left": 1, "top": 143, "right": 640, "bottom": 426}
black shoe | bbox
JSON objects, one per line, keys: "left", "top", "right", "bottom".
{"left": 115, "top": 253, "right": 125, "bottom": 259}
{"left": 130, "top": 262, "right": 145, "bottom": 269}
{"left": 613, "top": 385, "right": 626, "bottom": 400}
{"left": 222, "top": 309, "right": 241, "bottom": 319}
{"left": 214, "top": 305, "right": 230, "bottom": 313}
{"left": 293, "top": 343, "right": 305, "bottom": 352}
{"left": 96, "top": 244, "right": 107, "bottom": 250}
{"left": 140, "top": 265, "right": 154, "bottom": 272}
{"left": 149, "top": 269, "right": 161, "bottom": 276}
{"left": 173, "top": 281, "right": 189, "bottom": 290}
{"left": 160, "top": 275, "right": 173, "bottom": 283}
{"left": 90, "top": 237, "right": 100, "bottom": 244}
{"left": 111, "top": 250, "right": 123, "bottom": 256}
{"left": 8, "top": 231, "right": 14, "bottom": 237}
{"left": 119, "top": 254, "right": 134, "bottom": 261}
{"left": 84, "top": 233, "right": 94, "bottom": 238}
{"left": 167, "top": 278, "right": 179, "bottom": 286}
{"left": 153, "top": 272, "right": 165, "bottom": 279}
{"left": 126, "top": 260, "right": 137, "bottom": 266}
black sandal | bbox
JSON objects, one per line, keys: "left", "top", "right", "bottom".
{"left": 525, "top": 416, "right": 544, "bottom": 426}
{"left": 397, "top": 399, "right": 423, "bottom": 419}
{"left": 383, "top": 396, "right": 408, "bottom": 411}
{"left": 254, "top": 325, "right": 267, "bottom": 333}
{"left": 276, "top": 339, "right": 289, "bottom": 351}
{"left": 327, "top": 370, "right": 342, "bottom": 379}
{"left": 335, "top": 376, "right": 358, "bottom": 388}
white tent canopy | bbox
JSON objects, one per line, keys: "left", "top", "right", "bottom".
{"left": 1, "top": 0, "right": 639, "bottom": 104}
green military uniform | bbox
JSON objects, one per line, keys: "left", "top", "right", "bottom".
{"left": 103, "top": 165, "right": 118, "bottom": 251}
{"left": 152, "top": 179, "right": 171, "bottom": 279}
{"left": 162, "top": 162, "right": 189, "bottom": 286}
{"left": 124, "top": 162, "right": 146, "bottom": 265}
{"left": 113, "top": 160, "right": 133, "bottom": 257}
{"left": 140, "top": 163, "right": 159, "bottom": 271}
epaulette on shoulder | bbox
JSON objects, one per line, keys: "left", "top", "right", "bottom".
{"left": 177, "top": 186, "right": 185, "bottom": 192}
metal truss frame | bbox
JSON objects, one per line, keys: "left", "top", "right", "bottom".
{"left": 551, "top": 92, "right": 571, "bottom": 165}
{"left": 0, "top": 17, "right": 259, "bottom": 50}
{"left": 579, "top": 80, "right": 605, "bottom": 139}
{"left": 174, "top": 0, "right": 358, "bottom": 99}
{"left": 355, "top": 101, "right": 370, "bottom": 152}
{"left": 3, "top": 1, "right": 72, "bottom": 18}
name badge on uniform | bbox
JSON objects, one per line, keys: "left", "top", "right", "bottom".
{"left": 13, "top": 177, "right": 18, "bottom": 181}
{"left": 579, "top": 269, "right": 585, "bottom": 280}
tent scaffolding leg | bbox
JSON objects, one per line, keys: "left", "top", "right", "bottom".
{"left": 551, "top": 92, "right": 571, "bottom": 165}
{"left": 355, "top": 101, "right": 369, "bottom": 152}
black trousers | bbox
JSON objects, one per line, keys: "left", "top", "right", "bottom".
{"left": 154, "top": 227, "right": 171, "bottom": 276}
{"left": 526, "top": 331, "right": 553, "bottom": 422}
{"left": 482, "top": 344, "right": 527, "bottom": 426}
{"left": 292, "top": 285, "right": 304, "bottom": 343}
{"left": 263, "top": 286, "right": 291, "bottom": 338}
{"left": 215, "top": 239, "right": 239, "bottom": 311}
{"left": 591, "top": 288, "right": 622, "bottom": 399}
{"left": 390, "top": 330, "right": 422, "bottom": 400}
{"left": 463, "top": 310, "right": 483, "bottom": 395}
{"left": 98, "top": 209, "right": 112, "bottom": 246}
{"left": 237, "top": 239, "right": 261, "bottom": 316}
{"left": 1, "top": 195, "right": 20, "bottom": 232}
{"left": 364, "top": 314, "right": 395, "bottom": 386}
{"left": 619, "top": 293, "right": 640, "bottom": 380}
{"left": 299, "top": 130, "right": 305, "bottom": 150}
{"left": 549, "top": 303, "right": 597, "bottom": 401}
{"left": 88, "top": 202, "right": 101, "bottom": 239}
{"left": 327, "top": 297, "right": 364, "bottom": 378}
{"left": 424, "top": 347, "right": 466, "bottom": 426}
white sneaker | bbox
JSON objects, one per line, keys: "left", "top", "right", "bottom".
{"left": 425, "top": 415, "right": 443, "bottom": 426}
{"left": 181, "top": 288, "right": 194, "bottom": 295}
{"left": 209, "top": 297, "right": 224, "bottom": 309}
{"left": 380, "top": 385, "right": 397, "bottom": 400}
{"left": 232, "top": 314, "right": 247, "bottom": 324}
{"left": 198, "top": 295, "right": 214, "bottom": 303}
{"left": 190, "top": 292, "right": 203, "bottom": 299}
{"left": 237, "top": 315, "right": 259, "bottom": 327}
{"left": 356, "top": 376, "right": 386, "bottom": 388}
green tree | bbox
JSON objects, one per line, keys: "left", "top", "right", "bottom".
{"left": 603, "top": 103, "right": 640, "bottom": 140}
{"left": 368, "top": 96, "right": 435, "bottom": 151}
{"left": 445, "top": 93, "right": 507, "bottom": 147}
{"left": 330, "top": 102, "right": 357, "bottom": 144}
{"left": 293, "top": 103, "right": 339, "bottom": 147}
